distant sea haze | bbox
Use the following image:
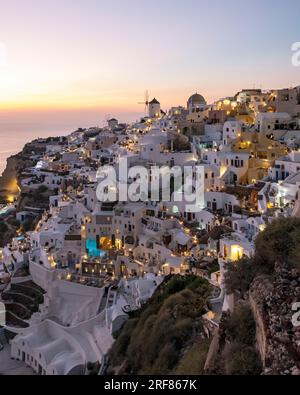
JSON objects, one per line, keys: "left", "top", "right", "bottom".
{"left": 0, "top": 122, "right": 73, "bottom": 176}
{"left": 0, "top": 109, "right": 142, "bottom": 175}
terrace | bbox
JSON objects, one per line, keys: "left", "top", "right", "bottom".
{"left": 59, "top": 271, "right": 112, "bottom": 289}
{"left": 1, "top": 281, "right": 45, "bottom": 329}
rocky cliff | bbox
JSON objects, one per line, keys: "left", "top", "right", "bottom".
{"left": 0, "top": 155, "right": 20, "bottom": 199}
{"left": 0, "top": 140, "right": 46, "bottom": 200}
{"left": 250, "top": 263, "right": 300, "bottom": 375}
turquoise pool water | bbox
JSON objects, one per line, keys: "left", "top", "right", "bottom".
{"left": 86, "top": 239, "right": 106, "bottom": 258}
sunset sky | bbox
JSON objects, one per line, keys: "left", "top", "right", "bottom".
{"left": 0, "top": 0, "right": 300, "bottom": 122}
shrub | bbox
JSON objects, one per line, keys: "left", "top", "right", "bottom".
{"left": 221, "top": 303, "right": 256, "bottom": 346}
{"left": 224, "top": 343, "right": 262, "bottom": 375}
{"left": 0, "top": 221, "right": 8, "bottom": 233}
{"left": 224, "top": 257, "right": 258, "bottom": 298}
{"left": 255, "top": 217, "right": 300, "bottom": 269}
{"left": 172, "top": 136, "right": 191, "bottom": 152}
{"left": 175, "top": 339, "right": 211, "bottom": 375}
{"left": 87, "top": 361, "right": 100, "bottom": 375}
{"left": 109, "top": 275, "right": 211, "bottom": 375}
{"left": 8, "top": 218, "right": 20, "bottom": 228}
{"left": 169, "top": 318, "right": 194, "bottom": 349}
{"left": 36, "top": 185, "right": 48, "bottom": 194}
{"left": 151, "top": 343, "right": 179, "bottom": 374}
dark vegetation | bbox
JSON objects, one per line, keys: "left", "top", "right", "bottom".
{"left": 108, "top": 219, "right": 299, "bottom": 376}
{"left": 87, "top": 361, "right": 101, "bottom": 376}
{"left": 216, "top": 217, "right": 300, "bottom": 375}
{"left": 225, "top": 217, "right": 300, "bottom": 299}
{"left": 108, "top": 275, "right": 212, "bottom": 375}
{"left": 0, "top": 220, "right": 8, "bottom": 233}
{"left": 215, "top": 303, "right": 262, "bottom": 375}
{"left": 172, "top": 135, "right": 191, "bottom": 152}
{"left": 254, "top": 217, "right": 300, "bottom": 269}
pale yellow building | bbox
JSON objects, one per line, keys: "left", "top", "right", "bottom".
{"left": 230, "top": 131, "right": 287, "bottom": 183}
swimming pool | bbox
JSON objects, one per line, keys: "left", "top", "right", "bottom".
{"left": 85, "top": 239, "right": 106, "bottom": 258}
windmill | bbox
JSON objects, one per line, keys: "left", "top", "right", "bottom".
{"left": 138, "top": 90, "right": 149, "bottom": 114}
{"left": 103, "top": 114, "right": 112, "bottom": 127}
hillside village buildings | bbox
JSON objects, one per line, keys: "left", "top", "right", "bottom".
{"left": 1, "top": 85, "right": 300, "bottom": 374}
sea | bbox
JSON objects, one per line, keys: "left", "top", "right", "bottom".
{"left": 0, "top": 122, "right": 73, "bottom": 175}
{"left": 0, "top": 109, "right": 141, "bottom": 176}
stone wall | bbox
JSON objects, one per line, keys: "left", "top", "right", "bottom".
{"left": 249, "top": 264, "right": 300, "bottom": 375}
{"left": 249, "top": 275, "right": 273, "bottom": 369}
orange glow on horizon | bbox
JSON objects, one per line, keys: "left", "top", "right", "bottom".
{"left": 0, "top": 90, "right": 223, "bottom": 113}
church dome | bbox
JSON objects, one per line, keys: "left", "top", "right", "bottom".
{"left": 187, "top": 93, "right": 207, "bottom": 105}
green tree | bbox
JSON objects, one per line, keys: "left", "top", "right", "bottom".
{"left": 220, "top": 303, "right": 256, "bottom": 346}
{"left": 0, "top": 221, "right": 8, "bottom": 233}
{"left": 255, "top": 217, "right": 300, "bottom": 269}
{"left": 224, "top": 257, "right": 258, "bottom": 298}
{"left": 224, "top": 343, "right": 262, "bottom": 375}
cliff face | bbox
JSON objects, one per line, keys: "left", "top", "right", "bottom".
{"left": 250, "top": 264, "right": 300, "bottom": 375}
{"left": 0, "top": 141, "right": 47, "bottom": 246}
{"left": 249, "top": 275, "right": 273, "bottom": 369}
{"left": 0, "top": 141, "right": 46, "bottom": 200}
{"left": 0, "top": 155, "right": 20, "bottom": 198}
